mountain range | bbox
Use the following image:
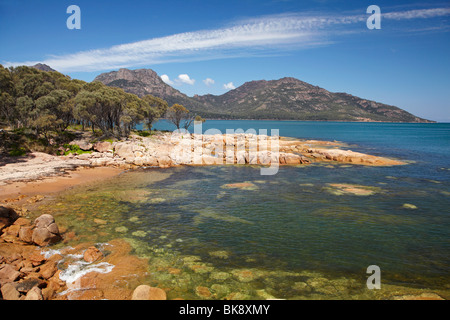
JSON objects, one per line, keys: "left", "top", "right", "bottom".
{"left": 93, "top": 68, "right": 431, "bottom": 123}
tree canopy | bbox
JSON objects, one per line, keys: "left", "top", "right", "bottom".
{"left": 0, "top": 64, "right": 168, "bottom": 140}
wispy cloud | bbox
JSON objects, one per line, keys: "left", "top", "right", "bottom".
{"left": 203, "top": 78, "right": 215, "bottom": 86}
{"left": 3, "top": 7, "right": 449, "bottom": 72}
{"left": 383, "top": 7, "right": 450, "bottom": 20}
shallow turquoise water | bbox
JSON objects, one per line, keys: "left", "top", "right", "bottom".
{"left": 42, "top": 121, "right": 450, "bottom": 298}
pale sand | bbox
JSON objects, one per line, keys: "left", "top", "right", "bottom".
{"left": 0, "top": 166, "right": 123, "bottom": 202}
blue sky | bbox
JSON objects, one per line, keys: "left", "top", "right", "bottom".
{"left": 0, "top": 0, "right": 449, "bottom": 121}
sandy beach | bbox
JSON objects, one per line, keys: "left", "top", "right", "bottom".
{"left": 0, "top": 166, "right": 123, "bottom": 203}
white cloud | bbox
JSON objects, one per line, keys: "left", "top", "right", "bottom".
{"left": 161, "top": 74, "right": 174, "bottom": 85}
{"left": 203, "top": 78, "right": 215, "bottom": 86}
{"left": 4, "top": 8, "right": 450, "bottom": 72}
{"left": 383, "top": 8, "right": 450, "bottom": 20}
{"left": 223, "top": 82, "right": 236, "bottom": 90}
{"left": 177, "top": 74, "right": 195, "bottom": 85}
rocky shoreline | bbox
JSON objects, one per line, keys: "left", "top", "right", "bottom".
{"left": 0, "top": 205, "right": 166, "bottom": 300}
{"left": 5, "top": 132, "right": 444, "bottom": 301}
{"left": 0, "top": 132, "right": 406, "bottom": 187}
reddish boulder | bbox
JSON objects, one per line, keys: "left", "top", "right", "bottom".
{"left": 24, "top": 286, "right": 43, "bottom": 300}
{"left": 94, "top": 141, "right": 113, "bottom": 153}
{"left": 39, "top": 261, "right": 57, "bottom": 279}
{"left": 32, "top": 214, "right": 61, "bottom": 246}
{"left": 131, "top": 285, "right": 167, "bottom": 300}
{"left": 0, "top": 206, "right": 18, "bottom": 233}
{"left": 0, "top": 264, "right": 21, "bottom": 284}
{"left": 19, "top": 226, "right": 34, "bottom": 243}
{"left": 83, "top": 246, "right": 103, "bottom": 263}
{"left": 1, "top": 282, "right": 21, "bottom": 300}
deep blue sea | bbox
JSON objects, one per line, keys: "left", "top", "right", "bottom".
{"left": 43, "top": 121, "right": 450, "bottom": 299}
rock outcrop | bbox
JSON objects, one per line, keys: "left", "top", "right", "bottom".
{"left": 32, "top": 214, "right": 62, "bottom": 247}
{"left": 1, "top": 212, "right": 61, "bottom": 247}
{"left": 0, "top": 248, "right": 65, "bottom": 300}
{"left": 70, "top": 133, "right": 403, "bottom": 169}
{"left": 0, "top": 206, "right": 19, "bottom": 233}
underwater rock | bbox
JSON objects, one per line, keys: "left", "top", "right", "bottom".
{"left": 149, "top": 197, "right": 166, "bottom": 204}
{"left": 93, "top": 218, "right": 107, "bottom": 225}
{"left": 256, "top": 289, "right": 278, "bottom": 300}
{"left": 168, "top": 268, "right": 182, "bottom": 275}
{"left": 190, "top": 264, "right": 214, "bottom": 274}
{"left": 208, "top": 250, "right": 230, "bottom": 259}
{"left": 232, "top": 269, "right": 256, "bottom": 282}
{"left": 196, "top": 286, "right": 212, "bottom": 299}
{"left": 210, "top": 271, "right": 231, "bottom": 281}
{"left": 211, "top": 284, "right": 230, "bottom": 298}
{"left": 115, "top": 226, "right": 128, "bottom": 233}
{"left": 225, "top": 292, "right": 251, "bottom": 300}
{"left": 402, "top": 203, "right": 418, "bottom": 209}
{"left": 221, "top": 182, "right": 258, "bottom": 191}
{"left": 299, "top": 183, "right": 314, "bottom": 187}
{"left": 132, "top": 230, "right": 147, "bottom": 238}
{"left": 193, "top": 208, "right": 252, "bottom": 225}
{"left": 393, "top": 293, "right": 444, "bottom": 300}
{"left": 292, "top": 281, "right": 312, "bottom": 293}
{"left": 325, "top": 183, "right": 381, "bottom": 196}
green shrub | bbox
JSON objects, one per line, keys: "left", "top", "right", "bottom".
{"left": 8, "top": 147, "right": 27, "bottom": 157}
{"left": 135, "top": 130, "right": 152, "bottom": 137}
{"left": 62, "top": 143, "right": 92, "bottom": 156}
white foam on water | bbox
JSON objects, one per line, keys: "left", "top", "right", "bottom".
{"left": 40, "top": 243, "right": 116, "bottom": 296}
{"left": 41, "top": 248, "right": 63, "bottom": 259}
{"left": 41, "top": 247, "right": 84, "bottom": 260}
{"left": 59, "top": 261, "right": 115, "bottom": 284}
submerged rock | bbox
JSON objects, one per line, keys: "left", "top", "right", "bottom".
{"left": 132, "top": 230, "right": 147, "bottom": 237}
{"left": 115, "top": 226, "right": 128, "bottom": 233}
{"left": 196, "top": 286, "right": 212, "bottom": 299}
{"left": 402, "top": 203, "right": 418, "bottom": 210}
{"left": 210, "top": 271, "right": 231, "bottom": 281}
{"left": 208, "top": 250, "right": 230, "bottom": 259}
{"left": 221, "top": 182, "right": 258, "bottom": 191}
{"left": 393, "top": 293, "right": 444, "bottom": 300}
{"left": 325, "top": 183, "right": 381, "bottom": 196}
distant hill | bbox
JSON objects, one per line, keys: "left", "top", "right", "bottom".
{"left": 31, "top": 63, "right": 56, "bottom": 72}
{"left": 93, "top": 68, "right": 206, "bottom": 111}
{"left": 94, "top": 68, "right": 433, "bottom": 123}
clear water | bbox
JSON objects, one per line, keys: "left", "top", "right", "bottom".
{"left": 37, "top": 121, "right": 450, "bottom": 299}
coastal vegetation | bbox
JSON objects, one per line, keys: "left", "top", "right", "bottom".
{"left": 0, "top": 64, "right": 200, "bottom": 156}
